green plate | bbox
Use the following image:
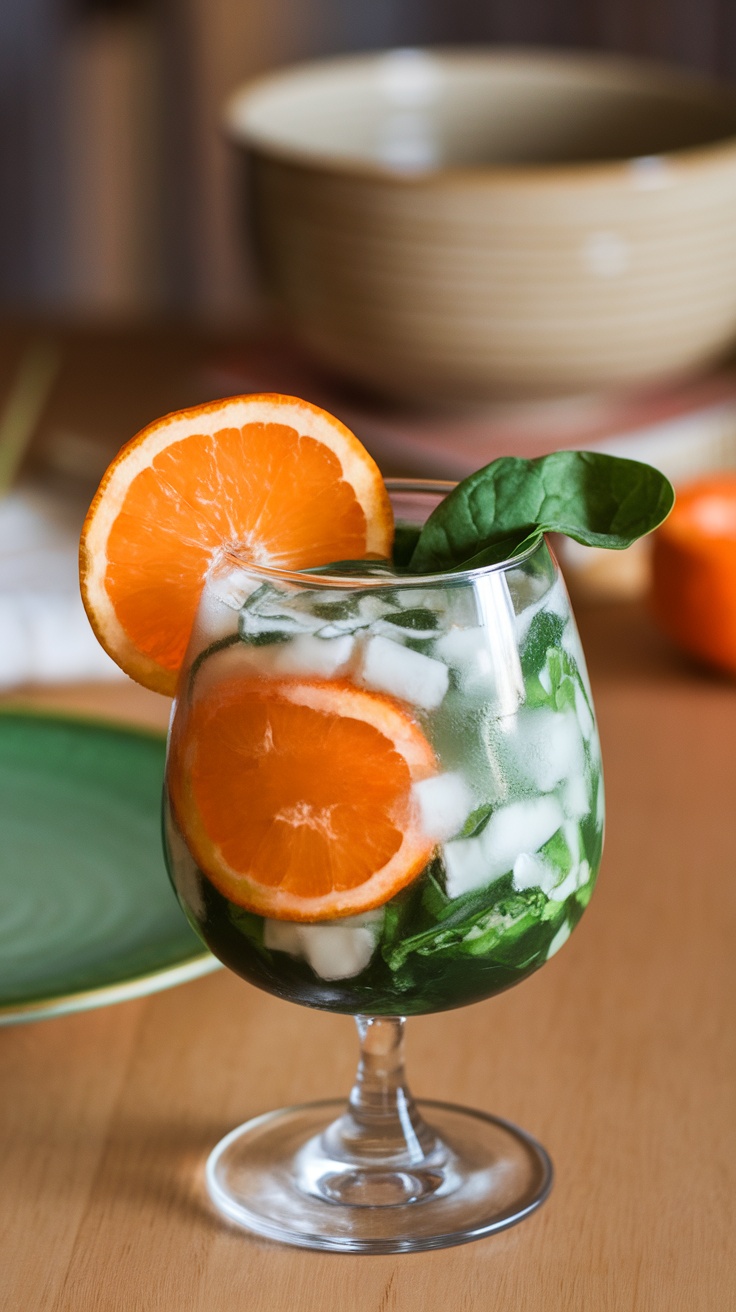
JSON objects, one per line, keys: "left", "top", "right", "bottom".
{"left": 0, "top": 710, "right": 219, "bottom": 1025}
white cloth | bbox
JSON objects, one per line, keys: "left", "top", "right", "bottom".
{"left": 0, "top": 487, "right": 123, "bottom": 687}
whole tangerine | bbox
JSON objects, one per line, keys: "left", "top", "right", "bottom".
{"left": 650, "top": 474, "right": 736, "bottom": 676}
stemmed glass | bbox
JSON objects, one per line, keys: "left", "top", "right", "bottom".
{"left": 163, "top": 480, "right": 604, "bottom": 1253}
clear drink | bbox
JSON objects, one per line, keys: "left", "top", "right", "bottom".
{"left": 164, "top": 494, "right": 603, "bottom": 1019}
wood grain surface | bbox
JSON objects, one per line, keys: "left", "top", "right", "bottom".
{"left": 1, "top": 599, "right": 734, "bottom": 1311}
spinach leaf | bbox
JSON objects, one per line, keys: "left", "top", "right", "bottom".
{"left": 408, "top": 451, "right": 675, "bottom": 573}
{"left": 228, "top": 905, "right": 269, "bottom": 956}
{"left": 381, "top": 608, "right": 439, "bottom": 632}
{"left": 456, "top": 803, "right": 494, "bottom": 840}
{"left": 241, "top": 630, "right": 292, "bottom": 647}
{"left": 382, "top": 886, "right": 547, "bottom": 971}
{"left": 186, "top": 631, "right": 242, "bottom": 697}
{"left": 520, "top": 610, "right": 566, "bottom": 680}
{"left": 310, "top": 597, "right": 361, "bottom": 621}
{"left": 392, "top": 520, "right": 422, "bottom": 567}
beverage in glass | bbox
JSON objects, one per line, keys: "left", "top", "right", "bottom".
{"left": 164, "top": 480, "right": 603, "bottom": 1253}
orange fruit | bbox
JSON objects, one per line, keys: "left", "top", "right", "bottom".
{"left": 79, "top": 394, "right": 393, "bottom": 695}
{"left": 168, "top": 674, "right": 438, "bottom": 921}
{"left": 650, "top": 474, "right": 736, "bottom": 676}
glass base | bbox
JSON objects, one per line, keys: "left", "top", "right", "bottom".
{"left": 206, "top": 1098, "right": 553, "bottom": 1254}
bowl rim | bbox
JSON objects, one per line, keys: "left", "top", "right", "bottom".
{"left": 224, "top": 44, "right": 736, "bottom": 187}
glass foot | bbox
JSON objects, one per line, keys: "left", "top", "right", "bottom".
{"left": 206, "top": 1098, "right": 553, "bottom": 1254}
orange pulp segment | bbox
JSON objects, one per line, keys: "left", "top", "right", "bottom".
{"left": 80, "top": 394, "right": 393, "bottom": 695}
{"left": 168, "top": 676, "right": 438, "bottom": 922}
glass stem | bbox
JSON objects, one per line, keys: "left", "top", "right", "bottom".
{"left": 321, "top": 1016, "right": 439, "bottom": 1167}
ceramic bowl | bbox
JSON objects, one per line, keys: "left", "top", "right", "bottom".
{"left": 226, "top": 48, "right": 736, "bottom": 405}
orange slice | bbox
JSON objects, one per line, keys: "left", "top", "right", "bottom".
{"left": 168, "top": 674, "right": 438, "bottom": 921}
{"left": 80, "top": 394, "right": 393, "bottom": 695}
{"left": 650, "top": 475, "right": 736, "bottom": 676}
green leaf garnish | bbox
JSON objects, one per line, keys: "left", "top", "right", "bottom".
{"left": 408, "top": 450, "right": 675, "bottom": 573}
{"left": 392, "top": 520, "right": 422, "bottom": 567}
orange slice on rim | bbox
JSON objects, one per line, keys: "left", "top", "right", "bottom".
{"left": 79, "top": 394, "right": 393, "bottom": 695}
{"left": 168, "top": 675, "right": 438, "bottom": 921}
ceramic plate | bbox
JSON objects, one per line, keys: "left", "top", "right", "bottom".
{"left": 0, "top": 710, "right": 219, "bottom": 1025}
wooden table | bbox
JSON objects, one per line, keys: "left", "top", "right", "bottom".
{"left": 0, "top": 324, "right": 734, "bottom": 1308}
{"left": 1, "top": 601, "right": 734, "bottom": 1311}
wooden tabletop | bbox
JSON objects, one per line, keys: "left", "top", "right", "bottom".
{"left": 0, "top": 324, "right": 734, "bottom": 1309}
{"left": 1, "top": 600, "right": 733, "bottom": 1311}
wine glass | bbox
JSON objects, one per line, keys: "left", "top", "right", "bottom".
{"left": 163, "top": 480, "right": 604, "bottom": 1254}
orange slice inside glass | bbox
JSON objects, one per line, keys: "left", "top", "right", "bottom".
{"left": 168, "top": 675, "right": 438, "bottom": 921}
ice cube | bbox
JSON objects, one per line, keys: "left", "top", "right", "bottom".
{"left": 562, "top": 820, "right": 582, "bottom": 867}
{"left": 413, "top": 772, "right": 476, "bottom": 842}
{"left": 298, "top": 925, "right": 377, "bottom": 980}
{"left": 482, "top": 795, "right": 564, "bottom": 882}
{"left": 576, "top": 858, "right": 591, "bottom": 890}
{"left": 563, "top": 771, "right": 590, "bottom": 820}
{"left": 209, "top": 565, "right": 260, "bottom": 611}
{"left": 547, "top": 919, "right": 571, "bottom": 960}
{"left": 574, "top": 682, "right": 595, "bottom": 741}
{"left": 434, "top": 626, "right": 482, "bottom": 666}
{"left": 442, "top": 833, "right": 490, "bottom": 898}
{"left": 188, "top": 636, "right": 266, "bottom": 697}
{"left": 358, "top": 592, "right": 400, "bottom": 624}
{"left": 374, "top": 615, "right": 438, "bottom": 641}
{"left": 263, "top": 920, "right": 303, "bottom": 956}
{"left": 239, "top": 581, "right": 333, "bottom": 639}
{"left": 308, "top": 591, "right": 395, "bottom": 638}
{"left": 191, "top": 586, "right": 241, "bottom": 647}
{"left": 269, "top": 633, "right": 354, "bottom": 678}
{"left": 240, "top": 607, "right": 323, "bottom": 639}
{"left": 512, "top": 851, "right": 557, "bottom": 896}
{"left": 426, "top": 586, "right": 482, "bottom": 631}
{"left": 359, "top": 635, "right": 449, "bottom": 709}
{"left": 596, "top": 782, "right": 606, "bottom": 828}
{"left": 513, "top": 708, "right": 585, "bottom": 792}
{"left": 443, "top": 794, "right": 564, "bottom": 896}
{"left": 550, "top": 855, "right": 590, "bottom": 903}
{"left": 263, "top": 911, "right": 382, "bottom": 980}
{"left": 394, "top": 588, "right": 448, "bottom": 614}
{"left": 547, "top": 577, "right": 569, "bottom": 618}
{"left": 550, "top": 869, "right": 578, "bottom": 902}
{"left": 434, "top": 627, "right": 497, "bottom": 697}
{"left": 315, "top": 620, "right": 362, "bottom": 638}
{"left": 506, "top": 566, "right": 548, "bottom": 616}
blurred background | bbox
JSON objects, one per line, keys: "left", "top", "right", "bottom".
{"left": 2, "top": 0, "right": 736, "bottom": 689}
{"left": 4, "top": 0, "right": 736, "bottom": 321}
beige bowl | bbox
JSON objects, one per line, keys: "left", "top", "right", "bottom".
{"left": 226, "top": 48, "right": 736, "bottom": 405}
